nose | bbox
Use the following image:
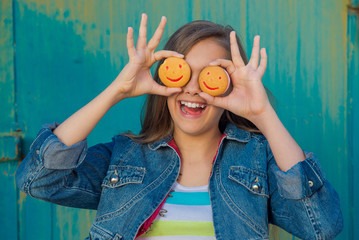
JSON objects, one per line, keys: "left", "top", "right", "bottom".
{"left": 182, "top": 73, "right": 201, "bottom": 96}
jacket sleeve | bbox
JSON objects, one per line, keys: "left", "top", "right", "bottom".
{"left": 267, "top": 146, "right": 344, "bottom": 240}
{"left": 15, "top": 123, "right": 114, "bottom": 210}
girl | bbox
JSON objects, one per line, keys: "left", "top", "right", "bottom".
{"left": 16, "top": 14, "right": 343, "bottom": 240}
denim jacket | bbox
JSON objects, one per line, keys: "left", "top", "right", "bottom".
{"left": 16, "top": 123, "right": 343, "bottom": 240}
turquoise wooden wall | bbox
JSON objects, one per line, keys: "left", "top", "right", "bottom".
{"left": 1, "top": 0, "right": 358, "bottom": 239}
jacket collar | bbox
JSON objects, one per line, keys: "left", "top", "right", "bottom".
{"left": 148, "top": 123, "right": 252, "bottom": 150}
{"left": 223, "top": 123, "right": 252, "bottom": 142}
{"left": 148, "top": 135, "right": 173, "bottom": 150}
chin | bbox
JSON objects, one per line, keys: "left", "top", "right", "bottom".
{"left": 173, "top": 121, "right": 219, "bottom": 138}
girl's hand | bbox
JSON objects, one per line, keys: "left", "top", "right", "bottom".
{"left": 199, "top": 32, "right": 270, "bottom": 124}
{"left": 200, "top": 33, "right": 306, "bottom": 172}
{"left": 110, "top": 14, "right": 183, "bottom": 102}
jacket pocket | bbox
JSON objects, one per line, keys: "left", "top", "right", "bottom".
{"left": 228, "top": 166, "right": 269, "bottom": 197}
{"left": 101, "top": 165, "right": 145, "bottom": 188}
{"left": 88, "top": 224, "right": 122, "bottom": 240}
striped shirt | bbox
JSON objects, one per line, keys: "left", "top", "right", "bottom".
{"left": 137, "top": 182, "right": 215, "bottom": 240}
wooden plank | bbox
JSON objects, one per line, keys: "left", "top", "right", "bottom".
{"left": 0, "top": 162, "right": 18, "bottom": 239}
{"left": 0, "top": 0, "right": 15, "bottom": 133}
{"left": 348, "top": 0, "right": 359, "bottom": 239}
{"left": 245, "top": 0, "right": 348, "bottom": 239}
{"left": 18, "top": 193, "right": 53, "bottom": 240}
{"left": 52, "top": 206, "right": 96, "bottom": 240}
{"left": 0, "top": 135, "right": 21, "bottom": 162}
{"left": 0, "top": 1, "right": 19, "bottom": 239}
{"left": 11, "top": 1, "right": 65, "bottom": 239}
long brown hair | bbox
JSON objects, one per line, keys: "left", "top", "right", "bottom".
{"left": 127, "top": 20, "right": 267, "bottom": 143}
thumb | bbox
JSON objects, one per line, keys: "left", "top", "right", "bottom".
{"left": 199, "top": 92, "right": 227, "bottom": 109}
{"left": 151, "top": 84, "right": 182, "bottom": 97}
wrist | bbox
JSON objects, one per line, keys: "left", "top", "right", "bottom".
{"left": 100, "top": 83, "right": 127, "bottom": 108}
{"left": 248, "top": 105, "right": 278, "bottom": 133}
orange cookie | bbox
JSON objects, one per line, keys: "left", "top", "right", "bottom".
{"left": 199, "top": 66, "right": 230, "bottom": 96}
{"left": 159, "top": 57, "right": 191, "bottom": 88}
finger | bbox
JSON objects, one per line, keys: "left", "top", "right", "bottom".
{"left": 147, "top": 16, "right": 167, "bottom": 51}
{"left": 150, "top": 85, "right": 182, "bottom": 96}
{"left": 153, "top": 50, "right": 184, "bottom": 62}
{"left": 209, "top": 59, "right": 236, "bottom": 75}
{"left": 248, "top": 35, "right": 260, "bottom": 68}
{"left": 198, "top": 92, "right": 228, "bottom": 109}
{"left": 230, "top": 31, "right": 245, "bottom": 68}
{"left": 257, "top": 48, "right": 267, "bottom": 77}
{"left": 136, "top": 13, "right": 148, "bottom": 49}
{"left": 127, "top": 27, "right": 136, "bottom": 57}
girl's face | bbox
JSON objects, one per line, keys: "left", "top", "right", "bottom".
{"left": 167, "top": 38, "right": 228, "bottom": 138}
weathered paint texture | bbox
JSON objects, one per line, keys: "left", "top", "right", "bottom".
{"left": 348, "top": 0, "right": 359, "bottom": 239}
{"left": 0, "top": 0, "right": 356, "bottom": 239}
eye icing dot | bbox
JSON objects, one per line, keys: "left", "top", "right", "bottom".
{"left": 207, "top": 72, "right": 210, "bottom": 75}
{"left": 219, "top": 76, "right": 221, "bottom": 79}
{"left": 179, "top": 64, "right": 182, "bottom": 68}
{"left": 166, "top": 66, "right": 169, "bottom": 70}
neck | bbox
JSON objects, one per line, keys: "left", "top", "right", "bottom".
{"left": 173, "top": 128, "right": 223, "bottom": 164}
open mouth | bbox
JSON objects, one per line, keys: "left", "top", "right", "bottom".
{"left": 167, "top": 75, "right": 183, "bottom": 82}
{"left": 179, "top": 100, "right": 207, "bottom": 115}
{"left": 203, "top": 81, "right": 219, "bottom": 90}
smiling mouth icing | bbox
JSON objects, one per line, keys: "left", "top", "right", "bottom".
{"left": 180, "top": 101, "right": 207, "bottom": 114}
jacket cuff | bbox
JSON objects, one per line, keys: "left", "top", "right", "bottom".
{"left": 273, "top": 152, "right": 325, "bottom": 200}
{"left": 30, "top": 122, "right": 88, "bottom": 170}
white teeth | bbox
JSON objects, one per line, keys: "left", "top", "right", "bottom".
{"left": 181, "top": 105, "right": 188, "bottom": 114}
{"left": 180, "top": 101, "right": 206, "bottom": 109}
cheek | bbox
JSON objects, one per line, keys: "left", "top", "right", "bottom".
{"left": 208, "top": 105, "right": 225, "bottom": 122}
{"left": 166, "top": 96, "right": 177, "bottom": 114}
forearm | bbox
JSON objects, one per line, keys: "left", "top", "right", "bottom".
{"left": 250, "top": 106, "right": 305, "bottom": 172}
{"left": 54, "top": 84, "right": 125, "bottom": 146}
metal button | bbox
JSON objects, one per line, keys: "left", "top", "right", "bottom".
{"left": 110, "top": 170, "right": 119, "bottom": 184}
{"left": 252, "top": 182, "right": 261, "bottom": 192}
{"left": 251, "top": 177, "right": 261, "bottom": 193}
{"left": 308, "top": 180, "right": 314, "bottom": 187}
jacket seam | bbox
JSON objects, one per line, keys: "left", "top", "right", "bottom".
{"left": 304, "top": 160, "right": 324, "bottom": 185}
{"left": 302, "top": 198, "right": 323, "bottom": 239}
{"left": 25, "top": 165, "right": 45, "bottom": 198}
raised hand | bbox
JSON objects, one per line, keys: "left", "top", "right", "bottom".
{"left": 199, "top": 32, "right": 270, "bottom": 124}
{"left": 53, "top": 14, "right": 183, "bottom": 146}
{"left": 111, "top": 14, "right": 183, "bottom": 101}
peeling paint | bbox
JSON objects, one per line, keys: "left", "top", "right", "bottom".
{"left": 1, "top": 0, "right": 354, "bottom": 239}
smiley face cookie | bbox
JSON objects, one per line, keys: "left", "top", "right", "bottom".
{"left": 159, "top": 57, "right": 191, "bottom": 88}
{"left": 199, "top": 66, "right": 230, "bottom": 96}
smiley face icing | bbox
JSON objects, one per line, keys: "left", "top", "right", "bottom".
{"left": 199, "top": 66, "right": 230, "bottom": 96}
{"left": 159, "top": 57, "right": 191, "bottom": 87}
